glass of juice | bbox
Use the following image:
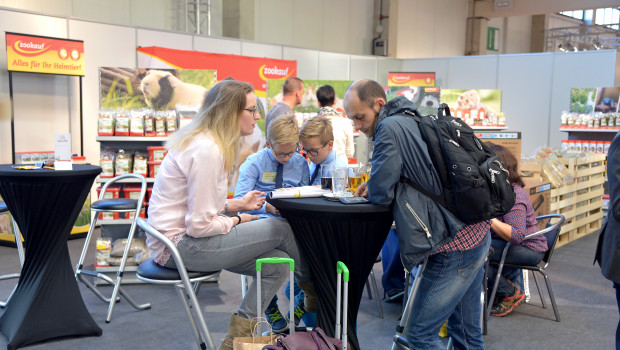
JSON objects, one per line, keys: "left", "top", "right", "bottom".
{"left": 348, "top": 166, "right": 362, "bottom": 193}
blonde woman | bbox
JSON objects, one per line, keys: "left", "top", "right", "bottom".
{"left": 146, "top": 80, "right": 313, "bottom": 350}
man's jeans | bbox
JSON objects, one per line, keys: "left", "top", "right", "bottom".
{"left": 406, "top": 231, "right": 490, "bottom": 350}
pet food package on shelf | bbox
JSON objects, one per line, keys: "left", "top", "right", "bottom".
{"left": 129, "top": 109, "right": 145, "bottom": 136}
{"left": 144, "top": 110, "right": 156, "bottom": 137}
{"left": 165, "top": 110, "right": 177, "bottom": 135}
{"left": 108, "top": 238, "right": 148, "bottom": 265}
{"left": 95, "top": 238, "right": 112, "bottom": 267}
{"left": 98, "top": 109, "right": 115, "bottom": 136}
{"left": 114, "top": 110, "right": 130, "bottom": 136}
{"left": 176, "top": 104, "right": 200, "bottom": 130}
{"left": 100, "top": 148, "right": 116, "bottom": 178}
{"left": 147, "top": 146, "right": 167, "bottom": 162}
{"left": 148, "top": 161, "right": 162, "bottom": 178}
{"left": 114, "top": 149, "right": 132, "bottom": 176}
{"left": 132, "top": 151, "right": 148, "bottom": 177}
{"left": 154, "top": 111, "right": 167, "bottom": 136}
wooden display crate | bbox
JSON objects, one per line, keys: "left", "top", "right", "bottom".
{"left": 551, "top": 154, "right": 606, "bottom": 247}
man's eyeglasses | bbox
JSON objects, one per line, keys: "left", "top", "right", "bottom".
{"left": 272, "top": 145, "right": 301, "bottom": 159}
{"left": 244, "top": 108, "right": 258, "bottom": 117}
{"left": 300, "top": 142, "right": 329, "bottom": 156}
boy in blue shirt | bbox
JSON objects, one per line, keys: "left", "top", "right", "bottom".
{"left": 299, "top": 116, "right": 348, "bottom": 186}
{"left": 234, "top": 114, "right": 311, "bottom": 332}
{"left": 234, "top": 114, "right": 309, "bottom": 219}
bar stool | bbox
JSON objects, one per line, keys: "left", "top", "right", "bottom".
{"left": 0, "top": 201, "right": 25, "bottom": 307}
{"left": 75, "top": 173, "right": 150, "bottom": 323}
{"left": 135, "top": 218, "right": 218, "bottom": 350}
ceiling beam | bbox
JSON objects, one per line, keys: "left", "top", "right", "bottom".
{"left": 474, "top": 0, "right": 620, "bottom": 18}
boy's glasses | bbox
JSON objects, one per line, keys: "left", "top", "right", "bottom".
{"left": 272, "top": 145, "right": 301, "bottom": 159}
{"left": 244, "top": 108, "right": 258, "bottom": 116}
{"left": 300, "top": 142, "right": 329, "bottom": 156}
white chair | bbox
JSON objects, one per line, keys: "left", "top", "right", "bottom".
{"left": 0, "top": 201, "right": 24, "bottom": 307}
{"left": 75, "top": 173, "right": 150, "bottom": 323}
{"left": 136, "top": 218, "right": 219, "bottom": 350}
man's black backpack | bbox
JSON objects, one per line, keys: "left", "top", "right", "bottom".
{"left": 401, "top": 103, "right": 515, "bottom": 224}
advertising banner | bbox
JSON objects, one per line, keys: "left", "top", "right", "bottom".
{"left": 136, "top": 46, "right": 297, "bottom": 98}
{"left": 388, "top": 72, "right": 435, "bottom": 87}
{"left": 441, "top": 89, "right": 503, "bottom": 127}
{"left": 99, "top": 67, "right": 216, "bottom": 111}
{"left": 385, "top": 86, "right": 441, "bottom": 116}
{"left": 569, "top": 87, "right": 620, "bottom": 114}
{"left": 6, "top": 32, "right": 84, "bottom": 76}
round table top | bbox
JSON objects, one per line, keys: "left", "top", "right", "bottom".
{"left": 0, "top": 164, "right": 102, "bottom": 179}
{"left": 267, "top": 194, "right": 391, "bottom": 214}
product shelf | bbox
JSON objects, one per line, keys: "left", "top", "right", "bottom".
{"left": 96, "top": 177, "right": 156, "bottom": 184}
{"left": 471, "top": 126, "right": 508, "bottom": 131}
{"left": 560, "top": 128, "right": 620, "bottom": 133}
{"left": 96, "top": 136, "right": 168, "bottom": 142}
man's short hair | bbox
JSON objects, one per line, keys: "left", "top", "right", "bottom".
{"left": 349, "top": 79, "right": 386, "bottom": 108}
{"left": 300, "top": 116, "right": 334, "bottom": 145}
{"left": 282, "top": 77, "right": 304, "bottom": 96}
{"left": 316, "top": 85, "right": 336, "bottom": 107}
{"left": 267, "top": 114, "right": 299, "bottom": 146}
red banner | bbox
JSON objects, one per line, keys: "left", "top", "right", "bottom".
{"left": 137, "top": 46, "right": 297, "bottom": 97}
{"left": 6, "top": 32, "right": 84, "bottom": 76}
{"left": 388, "top": 72, "right": 435, "bottom": 87}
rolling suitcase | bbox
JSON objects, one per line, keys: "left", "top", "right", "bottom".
{"left": 263, "top": 261, "right": 351, "bottom": 350}
{"left": 256, "top": 257, "right": 296, "bottom": 336}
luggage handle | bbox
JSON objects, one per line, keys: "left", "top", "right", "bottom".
{"left": 336, "top": 261, "right": 349, "bottom": 350}
{"left": 256, "top": 257, "right": 296, "bottom": 335}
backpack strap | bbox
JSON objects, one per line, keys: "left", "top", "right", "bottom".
{"left": 400, "top": 177, "right": 446, "bottom": 208}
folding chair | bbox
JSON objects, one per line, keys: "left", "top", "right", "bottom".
{"left": 75, "top": 173, "right": 150, "bottom": 323}
{"left": 0, "top": 201, "right": 24, "bottom": 307}
{"left": 487, "top": 214, "right": 565, "bottom": 322}
{"left": 136, "top": 218, "right": 219, "bottom": 350}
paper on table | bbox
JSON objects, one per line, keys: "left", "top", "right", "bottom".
{"left": 271, "top": 186, "right": 331, "bottom": 199}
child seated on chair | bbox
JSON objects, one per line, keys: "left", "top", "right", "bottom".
{"left": 234, "top": 114, "right": 314, "bottom": 332}
{"left": 486, "top": 143, "right": 548, "bottom": 317}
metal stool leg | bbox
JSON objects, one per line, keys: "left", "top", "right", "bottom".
{"left": 392, "top": 260, "right": 427, "bottom": 350}
{"left": 105, "top": 217, "right": 150, "bottom": 323}
{"left": 0, "top": 218, "right": 25, "bottom": 308}
{"left": 368, "top": 270, "right": 384, "bottom": 318}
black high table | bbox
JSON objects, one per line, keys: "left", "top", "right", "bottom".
{"left": 267, "top": 195, "right": 393, "bottom": 350}
{"left": 0, "top": 164, "right": 102, "bottom": 349}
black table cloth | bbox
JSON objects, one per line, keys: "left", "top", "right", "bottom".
{"left": 267, "top": 195, "right": 393, "bottom": 350}
{"left": 0, "top": 164, "right": 102, "bottom": 349}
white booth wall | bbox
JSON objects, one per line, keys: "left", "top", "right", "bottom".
{"left": 0, "top": 7, "right": 617, "bottom": 166}
{"left": 402, "top": 50, "right": 617, "bottom": 155}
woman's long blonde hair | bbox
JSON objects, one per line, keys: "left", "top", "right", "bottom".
{"left": 165, "top": 80, "right": 254, "bottom": 174}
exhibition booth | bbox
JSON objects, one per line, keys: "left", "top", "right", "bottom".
{"left": 0, "top": 6, "right": 618, "bottom": 350}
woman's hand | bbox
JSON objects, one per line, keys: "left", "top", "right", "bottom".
{"left": 239, "top": 190, "right": 266, "bottom": 212}
{"left": 490, "top": 218, "right": 512, "bottom": 241}
{"left": 265, "top": 203, "right": 280, "bottom": 215}
{"left": 355, "top": 183, "right": 369, "bottom": 198}
{"left": 239, "top": 213, "right": 259, "bottom": 224}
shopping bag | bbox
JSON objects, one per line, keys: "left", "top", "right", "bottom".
{"left": 234, "top": 335, "right": 277, "bottom": 350}
{"left": 233, "top": 317, "right": 278, "bottom": 350}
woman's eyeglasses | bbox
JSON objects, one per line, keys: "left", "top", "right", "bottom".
{"left": 244, "top": 108, "right": 258, "bottom": 117}
{"left": 300, "top": 142, "right": 329, "bottom": 156}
